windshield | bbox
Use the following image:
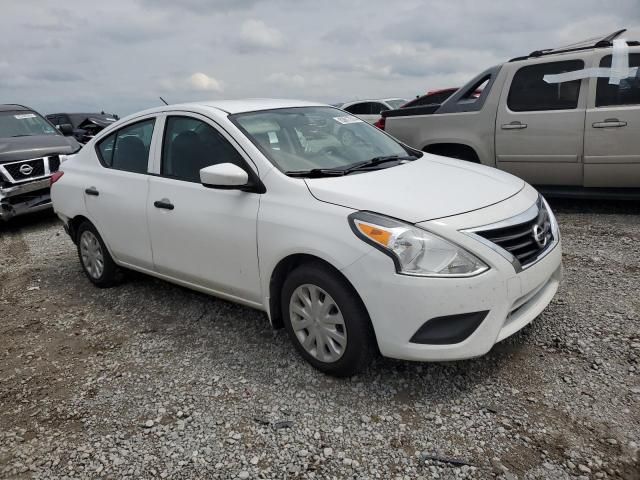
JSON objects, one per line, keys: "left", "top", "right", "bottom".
{"left": 0, "top": 111, "right": 59, "bottom": 138}
{"left": 385, "top": 99, "right": 406, "bottom": 109}
{"left": 231, "top": 107, "right": 411, "bottom": 174}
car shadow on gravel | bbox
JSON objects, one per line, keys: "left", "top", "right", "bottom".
{"left": 0, "top": 209, "right": 59, "bottom": 234}
{"left": 87, "top": 265, "right": 530, "bottom": 403}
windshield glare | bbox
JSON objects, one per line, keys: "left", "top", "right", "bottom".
{"left": 231, "top": 107, "right": 411, "bottom": 173}
{"left": 0, "top": 111, "right": 59, "bottom": 138}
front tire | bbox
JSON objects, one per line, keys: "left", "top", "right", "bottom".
{"left": 281, "top": 262, "right": 376, "bottom": 377}
{"left": 76, "top": 221, "right": 121, "bottom": 288}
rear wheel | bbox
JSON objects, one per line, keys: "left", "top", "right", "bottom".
{"left": 76, "top": 221, "right": 121, "bottom": 288}
{"left": 281, "top": 262, "right": 376, "bottom": 376}
{"left": 424, "top": 144, "right": 480, "bottom": 163}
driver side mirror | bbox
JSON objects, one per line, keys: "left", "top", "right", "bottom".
{"left": 58, "top": 123, "right": 74, "bottom": 135}
{"left": 200, "top": 163, "right": 249, "bottom": 190}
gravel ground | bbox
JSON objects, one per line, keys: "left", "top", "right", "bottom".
{"left": 1, "top": 200, "right": 639, "bottom": 480}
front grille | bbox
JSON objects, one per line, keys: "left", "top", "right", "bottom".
{"left": 4, "top": 158, "right": 45, "bottom": 180}
{"left": 49, "top": 155, "right": 61, "bottom": 173}
{"left": 474, "top": 198, "right": 554, "bottom": 268}
{"left": 0, "top": 155, "right": 60, "bottom": 185}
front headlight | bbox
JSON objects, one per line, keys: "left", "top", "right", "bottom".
{"left": 349, "top": 211, "right": 489, "bottom": 277}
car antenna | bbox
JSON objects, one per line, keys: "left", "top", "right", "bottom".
{"left": 159, "top": 96, "right": 169, "bottom": 106}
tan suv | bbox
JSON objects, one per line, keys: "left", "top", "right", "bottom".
{"left": 381, "top": 29, "right": 640, "bottom": 195}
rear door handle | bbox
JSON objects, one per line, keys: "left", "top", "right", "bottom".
{"left": 501, "top": 121, "right": 527, "bottom": 130}
{"left": 592, "top": 118, "right": 627, "bottom": 128}
{"left": 154, "top": 199, "right": 174, "bottom": 210}
{"left": 85, "top": 187, "right": 99, "bottom": 196}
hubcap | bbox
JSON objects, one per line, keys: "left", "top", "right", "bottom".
{"left": 80, "top": 230, "right": 104, "bottom": 279}
{"left": 289, "top": 284, "right": 347, "bottom": 363}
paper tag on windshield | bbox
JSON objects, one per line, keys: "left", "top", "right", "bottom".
{"left": 14, "top": 113, "right": 36, "bottom": 119}
{"left": 334, "top": 116, "right": 363, "bottom": 125}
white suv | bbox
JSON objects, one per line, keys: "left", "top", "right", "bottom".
{"left": 51, "top": 99, "right": 562, "bottom": 376}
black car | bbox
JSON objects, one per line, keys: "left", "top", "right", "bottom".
{"left": 46, "top": 112, "right": 119, "bottom": 144}
{"left": 0, "top": 104, "right": 81, "bottom": 221}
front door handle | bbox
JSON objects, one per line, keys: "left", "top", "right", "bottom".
{"left": 501, "top": 121, "right": 527, "bottom": 130}
{"left": 85, "top": 187, "right": 99, "bottom": 196}
{"left": 154, "top": 199, "right": 174, "bottom": 210}
{"left": 592, "top": 118, "right": 627, "bottom": 128}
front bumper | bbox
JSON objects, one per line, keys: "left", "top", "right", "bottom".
{"left": 0, "top": 178, "right": 52, "bottom": 221}
{"left": 341, "top": 189, "right": 563, "bottom": 362}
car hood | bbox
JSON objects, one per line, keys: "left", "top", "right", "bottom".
{"left": 304, "top": 154, "right": 525, "bottom": 223}
{"left": 0, "top": 135, "right": 80, "bottom": 163}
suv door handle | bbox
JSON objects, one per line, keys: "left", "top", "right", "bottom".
{"left": 85, "top": 187, "right": 99, "bottom": 196}
{"left": 154, "top": 199, "right": 174, "bottom": 210}
{"left": 501, "top": 121, "right": 527, "bottom": 130}
{"left": 592, "top": 119, "right": 627, "bottom": 128}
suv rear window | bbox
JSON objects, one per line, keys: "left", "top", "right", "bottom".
{"left": 508, "top": 60, "right": 584, "bottom": 112}
{"left": 596, "top": 54, "right": 640, "bottom": 107}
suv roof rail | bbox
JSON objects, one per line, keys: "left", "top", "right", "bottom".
{"left": 509, "top": 28, "right": 639, "bottom": 62}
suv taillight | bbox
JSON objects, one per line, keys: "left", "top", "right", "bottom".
{"left": 50, "top": 171, "right": 64, "bottom": 185}
{"left": 374, "top": 117, "right": 385, "bottom": 130}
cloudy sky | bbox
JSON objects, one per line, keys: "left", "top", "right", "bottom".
{"left": 1, "top": 1, "right": 638, "bottom": 116}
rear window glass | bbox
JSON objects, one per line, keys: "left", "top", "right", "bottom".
{"left": 596, "top": 54, "right": 640, "bottom": 107}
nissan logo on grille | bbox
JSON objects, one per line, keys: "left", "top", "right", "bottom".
{"left": 532, "top": 224, "right": 548, "bottom": 248}
{"left": 19, "top": 164, "right": 34, "bottom": 176}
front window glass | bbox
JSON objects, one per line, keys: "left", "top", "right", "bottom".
{"left": 507, "top": 60, "right": 584, "bottom": 112}
{"left": 161, "top": 116, "right": 245, "bottom": 183}
{"left": 0, "top": 111, "right": 59, "bottom": 138}
{"left": 231, "top": 107, "right": 411, "bottom": 173}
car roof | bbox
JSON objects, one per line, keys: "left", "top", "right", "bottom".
{"left": 47, "top": 112, "right": 116, "bottom": 117}
{"left": 0, "top": 104, "right": 32, "bottom": 112}
{"left": 340, "top": 98, "right": 405, "bottom": 107}
{"left": 118, "top": 99, "right": 330, "bottom": 123}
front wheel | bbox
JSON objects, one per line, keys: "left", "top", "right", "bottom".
{"left": 281, "top": 263, "right": 377, "bottom": 376}
{"left": 76, "top": 221, "right": 122, "bottom": 288}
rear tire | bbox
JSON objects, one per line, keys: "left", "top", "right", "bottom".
{"left": 76, "top": 221, "right": 121, "bottom": 288}
{"left": 281, "top": 262, "right": 376, "bottom": 377}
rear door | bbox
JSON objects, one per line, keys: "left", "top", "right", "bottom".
{"left": 495, "top": 58, "right": 589, "bottom": 185}
{"left": 86, "top": 116, "right": 157, "bottom": 269}
{"left": 583, "top": 51, "right": 640, "bottom": 187}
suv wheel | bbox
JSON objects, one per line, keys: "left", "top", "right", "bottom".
{"left": 281, "top": 262, "right": 376, "bottom": 376}
{"left": 76, "top": 221, "right": 121, "bottom": 288}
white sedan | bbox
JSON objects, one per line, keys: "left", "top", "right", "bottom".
{"left": 51, "top": 99, "right": 562, "bottom": 376}
{"left": 338, "top": 98, "right": 406, "bottom": 124}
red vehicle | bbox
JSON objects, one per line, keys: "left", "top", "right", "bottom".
{"left": 374, "top": 88, "right": 482, "bottom": 130}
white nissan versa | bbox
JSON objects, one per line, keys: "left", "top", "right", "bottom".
{"left": 51, "top": 99, "right": 562, "bottom": 376}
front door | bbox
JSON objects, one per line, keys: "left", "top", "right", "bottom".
{"left": 146, "top": 113, "right": 262, "bottom": 303}
{"left": 583, "top": 51, "right": 640, "bottom": 187}
{"left": 495, "top": 58, "right": 588, "bottom": 186}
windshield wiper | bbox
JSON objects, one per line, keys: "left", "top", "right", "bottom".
{"left": 286, "top": 154, "right": 418, "bottom": 178}
{"left": 10, "top": 134, "right": 33, "bottom": 138}
{"left": 286, "top": 168, "right": 348, "bottom": 178}
{"left": 340, "top": 154, "right": 417, "bottom": 174}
